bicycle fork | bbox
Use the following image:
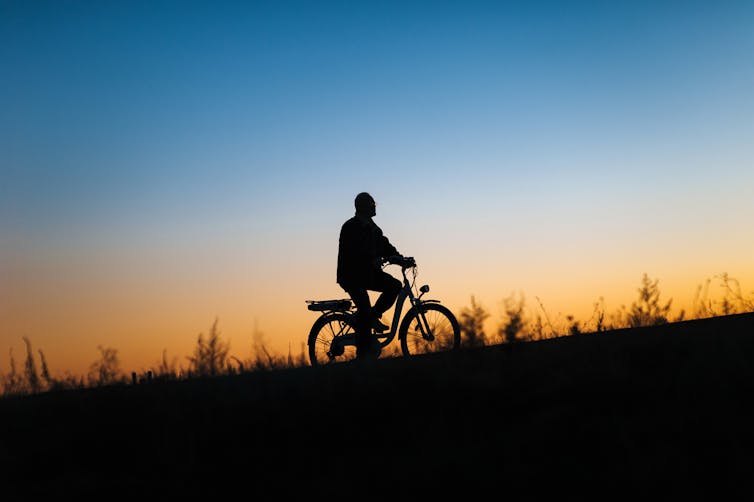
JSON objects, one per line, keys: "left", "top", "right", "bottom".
{"left": 405, "top": 279, "right": 437, "bottom": 342}
{"left": 416, "top": 306, "right": 435, "bottom": 341}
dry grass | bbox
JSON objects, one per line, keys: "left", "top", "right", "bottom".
{"left": 2, "top": 272, "right": 752, "bottom": 398}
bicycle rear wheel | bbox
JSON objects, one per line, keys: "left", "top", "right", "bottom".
{"left": 399, "top": 303, "right": 460, "bottom": 356}
{"left": 308, "top": 312, "right": 357, "bottom": 366}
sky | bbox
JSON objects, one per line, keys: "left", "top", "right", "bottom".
{"left": 2, "top": 0, "right": 753, "bottom": 378}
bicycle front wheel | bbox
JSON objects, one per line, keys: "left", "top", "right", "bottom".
{"left": 308, "top": 312, "right": 357, "bottom": 366}
{"left": 399, "top": 303, "right": 461, "bottom": 356}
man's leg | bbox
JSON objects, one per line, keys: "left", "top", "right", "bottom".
{"left": 345, "top": 287, "right": 372, "bottom": 356}
{"left": 370, "top": 271, "right": 402, "bottom": 320}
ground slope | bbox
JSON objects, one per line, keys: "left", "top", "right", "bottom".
{"left": 1, "top": 312, "right": 753, "bottom": 499}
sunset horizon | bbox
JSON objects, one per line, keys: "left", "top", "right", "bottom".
{"left": 3, "top": 268, "right": 752, "bottom": 379}
{"left": 3, "top": 1, "right": 753, "bottom": 381}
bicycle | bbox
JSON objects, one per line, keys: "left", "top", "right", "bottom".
{"left": 305, "top": 255, "right": 461, "bottom": 366}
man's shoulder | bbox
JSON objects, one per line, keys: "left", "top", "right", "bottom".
{"left": 340, "top": 216, "right": 359, "bottom": 235}
{"left": 342, "top": 215, "right": 371, "bottom": 229}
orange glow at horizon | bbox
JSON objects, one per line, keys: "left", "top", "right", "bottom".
{"left": 3, "top": 237, "right": 753, "bottom": 379}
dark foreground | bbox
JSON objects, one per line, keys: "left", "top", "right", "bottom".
{"left": 2, "top": 313, "right": 754, "bottom": 499}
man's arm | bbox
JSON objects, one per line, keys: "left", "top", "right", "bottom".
{"left": 376, "top": 228, "right": 399, "bottom": 258}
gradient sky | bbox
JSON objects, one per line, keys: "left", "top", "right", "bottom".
{"left": 2, "top": 0, "right": 753, "bottom": 377}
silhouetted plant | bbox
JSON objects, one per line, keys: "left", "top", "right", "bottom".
{"left": 717, "top": 273, "right": 754, "bottom": 313}
{"left": 87, "top": 345, "right": 123, "bottom": 386}
{"left": 690, "top": 273, "right": 754, "bottom": 319}
{"left": 692, "top": 277, "right": 716, "bottom": 318}
{"left": 296, "top": 341, "right": 310, "bottom": 366}
{"left": 498, "top": 292, "right": 527, "bottom": 343}
{"left": 566, "top": 315, "right": 581, "bottom": 336}
{"left": 234, "top": 321, "right": 284, "bottom": 371}
{"left": 39, "top": 349, "right": 53, "bottom": 389}
{"left": 4, "top": 271, "right": 751, "bottom": 397}
{"left": 22, "top": 337, "right": 41, "bottom": 394}
{"left": 187, "top": 317, "right": 230, "bottom": 377}
{"left": 623, "top": 273, "right": 672, "bottom": 327}
{"left": 530, "top": 313, "right": 545, "bottom": 340}
{"left": 235, "top": 321, "right": 313, "bottom": 371}
{"left": 51, "top": 372, "right": 85, "bottom": 391}
{"left": 458, "top": 295, "right": 489, "bottom": 348}
{"left": 230, "top": 356, "right": 245, "bottom": 372}
{"left": 581, "top": 297, "right": 607, "bottom": 332}
{"left": 1, "top": 348, "right": 23, "bottom": 395}
{"left": 287, "top": 344, "right": 293, "bottom": 368}
{"left": 251, "top": 344, "right": 280, "bottom": 370}
{"left": 250, "top": 323, "right": 282, "bottom": 370}
{"left": 287, "top": 341, "right": 311, "bottom": 368}
{"left": 534, "top": 296, "right": 560, "bottom": 338}
{"left": 595, "top": 304, "right": 606, "bottom": 331}
{"left": 153, "top": 349, "right": 181, "bottom": 380}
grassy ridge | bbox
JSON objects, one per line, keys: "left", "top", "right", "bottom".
{"left": 1, "top": 312, "right": 753, "bottom": 498}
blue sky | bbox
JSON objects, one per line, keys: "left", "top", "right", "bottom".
{"left": 2, "top": 1, "right": 753, "bottom": 374}
{"left": 4, "top": 1, "right": 752, "bottom": 226}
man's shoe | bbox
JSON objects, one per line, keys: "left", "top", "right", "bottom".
{"left": 371, "top": 318, "right": 389, "bottom": 332}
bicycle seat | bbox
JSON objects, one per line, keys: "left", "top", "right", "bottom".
{"left": 306, "top": 299, "right": 353, "bottom": 312}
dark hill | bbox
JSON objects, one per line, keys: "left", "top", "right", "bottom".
{"left": 2, "top": 312, "right": 754, "bottom": 499}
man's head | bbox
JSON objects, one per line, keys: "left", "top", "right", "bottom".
{"left": 354, "top": 192, "right": 376, "bottom": 217}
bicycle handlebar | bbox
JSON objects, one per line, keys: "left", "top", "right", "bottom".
{"left": 385, "top": 255, "right": 416, "bottom": 268}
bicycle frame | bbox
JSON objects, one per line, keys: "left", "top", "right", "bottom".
{"left": 381, "top": 264, "right": 440, "bottom": 345}
{"left": 323, "top": 264, "right": 440, "bottom": 355}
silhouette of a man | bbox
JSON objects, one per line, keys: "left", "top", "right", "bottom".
{"left": 337, "top": 192, "right": 403, "bottom": 358}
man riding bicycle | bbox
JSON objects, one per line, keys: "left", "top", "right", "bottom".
{"left": 337, "top": 192, "right": 405, "bottom": 359}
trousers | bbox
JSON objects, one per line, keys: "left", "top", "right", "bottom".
{"left": 342, "top": 271, "right": 402, "bottom": 352}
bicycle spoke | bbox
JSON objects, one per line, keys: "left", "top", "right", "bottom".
{"left": 401, "top": 304, "right": 460, "bottom": 356}
{"left": 308, "top": 313, "right": 358, "bottom": 365}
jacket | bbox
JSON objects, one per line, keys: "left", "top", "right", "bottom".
{"left": 337, "top": 215, "right": 399, "bottom": 288}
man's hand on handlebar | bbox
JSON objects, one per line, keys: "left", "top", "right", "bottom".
{"left": 385, "top": 255, "right": 416, "bottom": 268}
